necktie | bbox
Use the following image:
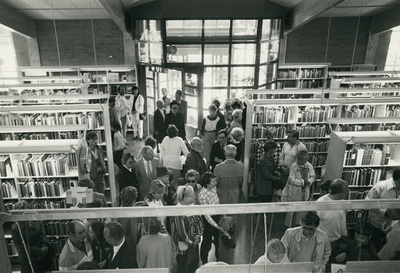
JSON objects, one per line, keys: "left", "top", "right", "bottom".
{"left": 147, "top": 161, "right": 152, "bottom": 177}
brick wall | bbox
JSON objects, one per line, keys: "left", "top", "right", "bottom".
{"left": 35, "top": 19, "right": 125, "bottom": 66}
{"left": 285, "top": 17, "right": 372, "bottom": 66}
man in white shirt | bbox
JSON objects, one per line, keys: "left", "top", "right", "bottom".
{"left": 316, "top": 179, "right": 349, "bottom": 249}
{"left": 104, "top": 221, "right": 137, "bottom": 269}
{"left": 365, "top": 167, "right": 400, "bottom": 252}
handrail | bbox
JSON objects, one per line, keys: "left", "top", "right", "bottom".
{"left": 2, "top": 200, "right": 400, "bottom": 222}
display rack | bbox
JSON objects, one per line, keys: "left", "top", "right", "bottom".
{"left": 276, "top": 63, "right": 330, "bottom": 89}
{"left": 18, "top": 66, "right": 137, "bottom": 96}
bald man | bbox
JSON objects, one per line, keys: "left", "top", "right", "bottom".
{"left": 184, "top": 137, "right": 207, "bottom": 176}
{"left": 59, "top": 220, "right": 93, "bottom": 271}
{"left": 214, "top": 144, "right": 245, "bottom": 204}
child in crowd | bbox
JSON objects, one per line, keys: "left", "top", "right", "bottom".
{"left": 111, "top": 121, "right": 127, "bottom": 168}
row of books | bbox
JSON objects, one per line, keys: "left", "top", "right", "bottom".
{"left": 0, "top": 155, "right": 11, "bottom": 177}
{"left": 49, "top": 237, "right": 68, "bottom": 256}
{"left": 381, "top": 124, "right": 400, "bottom": 131}
{"left": 253, "top": 106, "right": 291, "bottom": 123}
{"left": 342, "top": 168, "right": 391, "bottom": 186}
{"left": 344, "top": 144, "right": 390, "bottom": 166}
{"left": 0, "top": 112, "right": 104, "bottom": 129}
{"left": 18, "top": 179, "right": 68, "bottom": 198}
{"left": 252, "top": 125, "right": 287, "bottom": 139}
{"left": 278, "top": 68, "right": 325, "bottom": 79}
{"left": 252, "top": 125, "right": 329, "bottom": 139}
{"left": 347, "top": 209, "right": 368, "bottom": 226}
{"left": 385, "top": 105, "right": 400, "bottom": 117}
{"left": 3, "top": 131, "right": 81, "bottom": 141}
{"left": 16, "top": 154, "right": 71, "bottom": 177}
{"left": 6, "top": 239, "right": 17, "bottom": 256}
{"left": 309, "top": 154, "right": 327, "bottom": 167}
{"left": 303, "top": 140, "right": 329, "bottom": 153}
{"left": 1, "top": 181, "right": 17, "bottom": 198}
{"left": 298, "top": 107, "right": 336, "bottom": 123}
{"left": 43, "top": 220, "right": 70, "bottom": 237}
{"left": 337, "top": 124, "right": 374, "bottom": 132}
{"left": 300, "top": 79, "right": 323, "bottom": 89}
{"left": 340, "top": 105, "right": 376, "bottom": 118}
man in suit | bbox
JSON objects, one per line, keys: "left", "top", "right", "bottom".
{"left": 184, "top": 137, "right": 207, "bottom": 176}
{"left": 104, "top": 221, "right": 137, "bottom": 269}
{"left": 133, "top": 146, "right": 160, "bottom": 200}
{"left": 165, "top": 100, "right": 186, "bottom": 139}
{"left": 153, "top": 100, "right": 166, "bottom": 148}
{"left": 175, "top": 89, "right": 188, "bottom": 124}
{"left": 117, "top": 152, "right": 137, "bottom": 193}
{"left": 210, "top": 129, "right": 228, "bottom": 172}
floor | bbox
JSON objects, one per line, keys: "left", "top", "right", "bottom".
{"left": 125, "top": 133, "right": 288, "bottom": 265}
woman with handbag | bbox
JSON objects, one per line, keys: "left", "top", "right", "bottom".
{"left": 130, "top": 86, "right": 145, "bottom": 140}
{"left": 281, "top": 150, "right": 315, "bottom": 228}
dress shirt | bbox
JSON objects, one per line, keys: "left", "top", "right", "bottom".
{"left": 365, "top": 178, "right": 400, "bottom": 229}
{"left": 145, "top": 159, "right": 152, "bottom": 176}
{"left": 279, "top": 141, "right": 307, "bottom": 168}
{"left": 112, "top": 237, "right": 125, "bottom": 260}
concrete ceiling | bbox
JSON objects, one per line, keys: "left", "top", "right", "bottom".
{"left": 2, "top": 0, "right": 400, "bottom": 20}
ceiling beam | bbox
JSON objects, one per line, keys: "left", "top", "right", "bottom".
{"left": 98, "top": 0, "right": 132, "bottom": 37}
{"left": 0, "top": 1, "right": 36, "bottom": 38}
{"left": 285, "top": 0, "right": 346, "bottom": 34}
{"left": 371, "top": 4, "right": 400, "bottom": 34}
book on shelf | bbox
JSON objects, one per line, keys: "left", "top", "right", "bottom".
{"left": 18, "top": 179, "right": 66, "bottom": 198}
{"left": 0, "top": 155, "right": 11, "bottom": 177}
{"left": 15, "top": 153, "right": 70, "bottom": 177}
{"left": 342, "top": 168, "right": 390, "bottom": 186}
{"left": 1, "top": 181, "right": 17, "bottom": 198}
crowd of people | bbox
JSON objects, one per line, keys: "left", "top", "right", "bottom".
{"left": 10, "top": 87, "right": 400, "bottom": 272}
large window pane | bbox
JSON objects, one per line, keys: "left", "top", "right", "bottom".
{"left": 204, "top": 44, "right": 229, "bottom": 65}
{"left": 167, "top": 44, "right": 202, "bottom": 63}
{"left": 232, "top": 20, "right": 257, "bottom": 40}
{"left": 230, "top": 88, "right": 246, "bottom": 99}
{"left": 259, "top": 65, "right": 268, "bottom": 86}
{"left": 166, "top": 20, "right": 202, "bottom": 37}
{"left": 262, "top": 19, "right": 281, "bottom": 41}
{"left": 204, "top": 20, "right": 230, "bottom": 42}
{"left": 231, "top": 67, "right": 255, "bottom": 86}
{"left": 232, "top": 44, "right": 256, "bottom": 64}
{"left": 187, "top": 107, "right": 198, "bottom": 127}
{"left": 203, "top": 89, "right": 228, "bottom": 109}
{"left": 204, "top": 67, "right": 228, "bottom": 87}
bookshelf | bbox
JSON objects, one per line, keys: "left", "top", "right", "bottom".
{"left": 18, "top": 66, "right": 137, "bottom": 96}
{"left": 325, "top": 131, "right": 400, "bottom": 187}
{"left": 276, "top": 63, "right": 330, "bottom": 90}
{"left": 0, "top": 97, "right": 116, "bottom": 206}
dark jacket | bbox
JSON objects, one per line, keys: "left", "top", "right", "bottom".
{"left": 227, "top": 137, "right": 243, "bottom": 162}
{"left": 184, "top": 150, "right": 207, "bottom": 176}
{"left": 117, "top": 166, "right": 138, "bottom": 193}
{"left": 177, "top": 99, "right": 188, "bottom": 124}
{"left": 165, "top": 112, "right": 186, "bottom": 139}
{"left": 154, "top": 108, "right": 166, "bottom": 144}
{"left": 256, "top": 156, "right": 281, "bottom": 196}
{"left": 105, "top": 238, "right": 137, "bottom": 269}
{"left": 91, "top": 238, "right": 111, "bottom": 264}
{"left": 209, "top": 141, "right": 226, "bottom": 172}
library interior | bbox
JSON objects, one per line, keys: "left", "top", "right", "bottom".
{"left": 1, "top": 0, "right": 400, "bottom": 272}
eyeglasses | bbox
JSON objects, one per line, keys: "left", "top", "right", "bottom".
{"left": 187, "top": 179, "right": 196, "bottom": 183}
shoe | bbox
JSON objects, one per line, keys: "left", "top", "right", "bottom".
{"left": 221, "top": 235, "right": 236, "bottom": 249}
